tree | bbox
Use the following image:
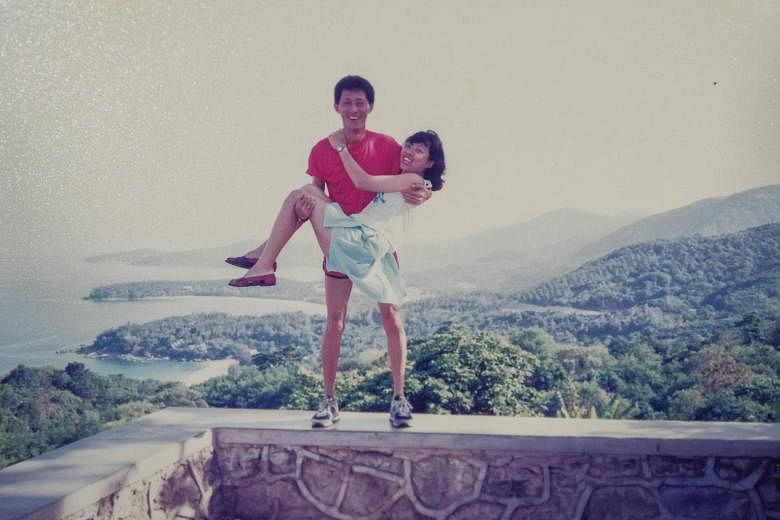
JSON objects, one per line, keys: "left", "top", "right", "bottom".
{"left": 406, "top": 326, "right": 542, "bottom": 416}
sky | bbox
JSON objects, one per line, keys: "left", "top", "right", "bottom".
{"left": 1, "top": 0, "right": 779, "bottom": 261}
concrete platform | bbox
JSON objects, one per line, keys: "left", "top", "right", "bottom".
{"left": 1, "top": 408, "right": 779, "bottom": 519}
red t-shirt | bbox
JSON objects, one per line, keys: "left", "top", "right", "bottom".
{"left": 307, "top": 131, "right": 401, "bottom": 215}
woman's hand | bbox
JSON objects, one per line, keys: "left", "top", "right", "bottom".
{"left": 402, "top": 183, "right": 432, "bottom": 205}
{"left": 328, "top": 130, "right": 346, "bottom": 151}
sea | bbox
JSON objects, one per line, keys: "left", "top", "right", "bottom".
{"left": 0, "top": 257, "right": 324, "bottom": 381}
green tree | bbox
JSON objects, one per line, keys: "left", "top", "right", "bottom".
{"left": 406, "top": 326, "right": 542, "bottom": 415}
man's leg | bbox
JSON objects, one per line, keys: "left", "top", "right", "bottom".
{"left": 380, "top": 303, "right": 413, "bottom": 428}
{"left": 322, "top": 276, "right": 352, "bottom": 397}
{"left": 379, "top": 303, "right": 407, "bottom": 397}
{"left": 311, "top": 274, "right": 352, "bottom": 428}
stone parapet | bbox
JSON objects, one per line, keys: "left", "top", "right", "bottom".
{"left": 0, "top": 408, "right": 778, "bottom": 519}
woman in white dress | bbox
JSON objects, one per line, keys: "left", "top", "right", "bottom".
{"left": 230, "top": 129, "right": 446, "bottom": 305}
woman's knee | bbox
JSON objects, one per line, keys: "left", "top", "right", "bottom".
{"left": 284, "top": 188, "right": 305, "bottom": 207}
{"left": 300, "top": 184, "right": 324, "bottom": 196}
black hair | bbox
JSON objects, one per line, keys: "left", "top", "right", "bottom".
{"left": 334, "top": 75, "right": 375, "bottom": 106}
{"left": 405, "top": 130, "right": 446, "bottom": 191}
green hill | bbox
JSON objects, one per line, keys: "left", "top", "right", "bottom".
{"left": 577, "top": 184, "right": 780, "bottom": 261}
{"left": 516, "top": 223, "right": 780, "bottom": 316}
{"left": 0, "top": 363, "right": 205, "bottom": 469}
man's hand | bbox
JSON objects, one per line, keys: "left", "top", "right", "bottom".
{"left": 402, "top": 183, "right": 432, "bottom": 206}
{"left": 294, "top": 195, "right": 313, "bottom": 223}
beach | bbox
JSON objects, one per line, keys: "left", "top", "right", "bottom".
{"left": 180, "top": 359, "right": 240, "bottom": 386}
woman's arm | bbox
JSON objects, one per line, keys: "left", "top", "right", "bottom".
{"left": 329, "top": 131, "right": 424, "bottom": 193}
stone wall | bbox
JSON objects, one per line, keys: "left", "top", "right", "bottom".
{"left": 5, "top": 410, "right": 778, "bottom": 520}
{"left": 62, "top": 446, "right": 216, "bottom": 520}
{"left": 67, "top": 441, "right": 779, "bottom": 520}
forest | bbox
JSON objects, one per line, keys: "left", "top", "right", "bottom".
{"left": 0, "top": 363, "right": 205, "bottom": 469}
{"left": 3, "top": 316, "right": 778, "bottom": 470}
{"left": 3, "top": 223, "right": 779, "bottom": 470}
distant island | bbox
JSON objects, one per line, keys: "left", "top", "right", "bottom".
{"left": 85, "top": 278, "right": 325, "bottom": 304}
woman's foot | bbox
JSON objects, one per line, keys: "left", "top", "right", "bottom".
{"left": 225, "top": 257, "right": 277, "bottom": 271}
{"left": 225, "top": 256, "right": 257, "bottom": 269}
{"left": 228, "top": 273, "right": 276, "bottom": 287}
{"left": 228, "top": 259, "right": 277, "bottom": 287}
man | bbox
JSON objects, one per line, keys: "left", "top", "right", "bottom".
{"left": 227, "top": 75, "right": 430, "bottom": 427}
{"left": 307, "top": 75, "right": 430, "bottom": 428}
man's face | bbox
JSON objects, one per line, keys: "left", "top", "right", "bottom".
{"left": 334, "top": 89, "right": 372, "bottom": 132}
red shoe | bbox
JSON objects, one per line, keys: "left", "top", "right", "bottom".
{"left": 225, "top": 256, "right": 277, "bottom": 271}
{"left": 228, "top": 273, "right": 276, "bottom": 287}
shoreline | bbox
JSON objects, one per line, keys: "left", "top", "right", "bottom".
{"left": 179, "top": 359, "right": 240, "bottom": 387}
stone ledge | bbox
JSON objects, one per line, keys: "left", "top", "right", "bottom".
{"left": 1, "top": 408, "right": 778, "bottom": 520}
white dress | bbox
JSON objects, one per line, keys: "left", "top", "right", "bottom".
{"left": 323, "top": 180, "right": 431, "bottom": 305}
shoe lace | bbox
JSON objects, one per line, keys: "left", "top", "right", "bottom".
{"left": 394, "top": 397, "right": 412, "bottom": 416}
{"left": 317, "top": 398, "right": 331, "bottom": 414}
{"left": 317, "top": 397, "right": 337, "bottom": 415}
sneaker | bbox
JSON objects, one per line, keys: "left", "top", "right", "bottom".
{"left": 311, "top": 396, "right": 340, "bottom": 428}
{"left": 389, "top": 396, "right": 413, "bottom": 428}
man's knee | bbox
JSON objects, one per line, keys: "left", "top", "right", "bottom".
{"left": 379, "top": 304, "right": 403, "bottom": 332}
{"left": 324, "top": 311, "right": 347, "bottom": 336}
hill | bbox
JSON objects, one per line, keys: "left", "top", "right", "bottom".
{"left": 0, "top": 363, "right": 205, "bottom": 469}
{"left": 577, "top": 184, "right": 780, "bottom": 261}
{"left": 404, "top": 208, "right": 637, "bottom": 293}
{"left": 516, "top": 223, "right": 780, "bottom": 317}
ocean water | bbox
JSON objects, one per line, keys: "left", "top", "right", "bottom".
{"left": 0, "top": 258, "right": 324, "bottom": 380}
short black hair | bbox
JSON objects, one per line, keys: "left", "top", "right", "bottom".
{"left": 334, "top": 75, "right": 375, "bottom": 105}
{"left": 405, "top": 130, "right": 446, "bottom": 191}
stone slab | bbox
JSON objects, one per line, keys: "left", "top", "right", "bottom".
{"left": 1, "top": 407, "right": 779, "bottom": 520}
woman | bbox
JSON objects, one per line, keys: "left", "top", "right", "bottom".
{"left": 228, "top": 129, "right": 445, "bottom": 428}
{"left": 229, "top": 129, "right": 445, "bottom": 305}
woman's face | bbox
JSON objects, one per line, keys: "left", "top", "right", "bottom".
{"left": 401, "top": 142, "right": 433, "bottom": 174}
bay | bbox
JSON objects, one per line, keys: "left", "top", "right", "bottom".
{"left": 0, "top": 258, "right": 324, "bottom": 380}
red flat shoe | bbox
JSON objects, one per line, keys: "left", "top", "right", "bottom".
{"left": 228, "top": 273, "right": 276, "bottom": 287}
{"left": 225, "top": 256, "right": 277, "bottom": 271}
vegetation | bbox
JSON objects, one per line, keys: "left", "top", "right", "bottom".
{"left": 195, "top": 318, "right": 780, "bottom": 423}
{"left": 86, "top": 278, "right": 325, "bottom": 304}
{"left": 76, "top": 311, "right": 387, "bottom": 364}
{"left": 4, "top": 223, "right": 779, "bottom": 470}
{"left": 0, "top": 363, "right": 205, "bottom": 469}
{"left": 516, "top": 224, "right": 780, "bottom": 315}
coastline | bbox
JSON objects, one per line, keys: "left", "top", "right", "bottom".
{"left": 179, "top": 359, "right": 239, "bottom": 387}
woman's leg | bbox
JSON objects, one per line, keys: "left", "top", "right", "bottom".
{"left": 239, "top": 196, "right": 315, "bottom": 260}
{"left": 242, "top": 186, "right": 327, "bottom": 277}
{"left": 298, "top": 185, "right": 333, "bottom": 257}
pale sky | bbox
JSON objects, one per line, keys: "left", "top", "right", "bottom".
{"left": 1, "top": 0, "right": 779, "bottom": 260}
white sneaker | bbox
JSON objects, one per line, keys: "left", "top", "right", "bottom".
{"left": 389, "top": 396, "right": 413, "bottom": 428}
{"left": 311, "top": 396, "right": 340, "bottom": 428}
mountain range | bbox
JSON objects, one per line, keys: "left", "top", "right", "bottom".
{"left": 515, "top": 223, "right": 780, "bottom": 316}
{"left": 575, "top": 184, "right": 780, "bottom": 262}
{"left": 86, "top": 184, "right": 780, "bottom": 295}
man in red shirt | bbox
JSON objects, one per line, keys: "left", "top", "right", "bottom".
{"left": 306, "top": 76, "right": 423, "bottom": 428}
{"left": 229, "top": 76, "right": 430, "bottom": 428}
{"left": 308, "top": 76, "right": 430, "bottom": 428}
